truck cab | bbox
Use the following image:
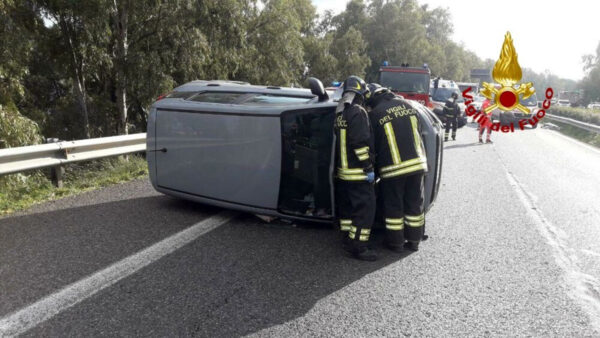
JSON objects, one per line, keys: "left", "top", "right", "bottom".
{"left": 379, "top": 64, "right": 432, "bottom": 108}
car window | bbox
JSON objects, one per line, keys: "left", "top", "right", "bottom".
{"left": 241, "top": 95, "right": 312, "bottom": 105}
{"left": 188, "top": 92, "right": 246, "bottom": 103}
{"left": 430, "top": 88, "right": 464, "bottom": 103}
{"left": 521, "top": 93, "right": 538, "bottom": 106}
{"left": 380, "top": 71, "right": 430, "bottom": 94}
{"left": 166, "top": 91, "right": 197, "bottom": 99}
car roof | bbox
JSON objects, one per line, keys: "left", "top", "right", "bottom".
{"left": 172, "top": 80, "right": 314, "bottom": 97}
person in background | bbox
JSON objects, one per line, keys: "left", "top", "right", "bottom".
{"left": 479, "top": 98, "right": 493, "bottom": 143}
{"left": 443, "top": 92, "right": 460, "bottom": 141}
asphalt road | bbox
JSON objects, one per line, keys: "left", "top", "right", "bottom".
{"left": 1, "top": 124, "right": 600, "bottom": 337}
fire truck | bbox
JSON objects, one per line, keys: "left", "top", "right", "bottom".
{"left": 378, "top": 63, "right": 432, "bottom": 108}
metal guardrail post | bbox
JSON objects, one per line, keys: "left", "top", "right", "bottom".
{"left": 45, "top": 138, "right": 64, "bottom": 188}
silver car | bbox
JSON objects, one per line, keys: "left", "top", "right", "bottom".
{"left": 147, "top": 78, "right": 444, "bottom": 223}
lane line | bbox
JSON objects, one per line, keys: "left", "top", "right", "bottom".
{"left": 494, "top": 149, "right": 600, "bottom": 332}
{"left": 0, "top": 211, "right": 237, "bottom": 337}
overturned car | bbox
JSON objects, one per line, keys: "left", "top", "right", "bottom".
{"left": 146, "top": 79, "right": 444, "bottom": 223}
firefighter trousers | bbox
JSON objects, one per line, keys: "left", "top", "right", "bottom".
{"left": 336, "top": 180, "right": 376, "bottom": 246}
{"left": 445, "top": 117, "right": 458, "bottom": 140}
{"left": 380, "top": 173, "right": 425, "bottom": 245}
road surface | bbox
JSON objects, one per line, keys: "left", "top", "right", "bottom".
{"left": 1, "top": 124, "right": 599, "bottom": 337}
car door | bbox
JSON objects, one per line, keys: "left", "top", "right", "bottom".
{"left": 277, "top": 104, "right": 337, "bottom": 220}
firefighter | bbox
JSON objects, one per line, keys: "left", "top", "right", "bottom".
{"left": 334, "top": 76, "right": 377, "bottom": 261}
{"left": 366, "top": 83, "right": 427, "bottom": 252}
{"left": 444, "top": 92, "right": 460, "bottom": 141}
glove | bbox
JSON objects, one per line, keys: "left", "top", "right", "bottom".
{"left": 366, "top": 171, "right": 375, "bottom": 183}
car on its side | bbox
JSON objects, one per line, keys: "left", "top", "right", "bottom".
{"left": 146, "top": 79, "right": 444, "bottom": 224}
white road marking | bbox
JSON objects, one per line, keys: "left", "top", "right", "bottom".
{"left": 0, "top": 211, "right": 237, "bottom": 337}
{"left": 495, "top": 150, "right": 600, "bottom": 332}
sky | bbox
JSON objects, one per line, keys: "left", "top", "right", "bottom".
{"left": 311, "top": 0, "right": 600, "bottom": 81}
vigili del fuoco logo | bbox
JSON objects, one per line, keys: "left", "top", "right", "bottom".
{"left": 463, "top": 32, "right": 555, "bottom": 132}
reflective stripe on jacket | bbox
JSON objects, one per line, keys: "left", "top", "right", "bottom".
{"left": 334, "top": 104, "right": 374, "bottom": 181}
{"left": 368, "top": 93, "right": 427, "bottom": 179}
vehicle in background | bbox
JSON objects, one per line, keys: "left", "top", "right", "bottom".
{"left": 470, "top": 94, "right": 486, "bottom": 113}
{"left": 559, "top": 90, "right": 583, "bottom": 107}
{"left": 379, "top": 63, "right": 432, "bottom": 107}
{"left": 492, "top": 93, "right": 539, "bottom": 128}
{"left": 429, "top": 78, "right": 467, "bottom": 128}
{"left": 457, "top": 82, "right": 479, "bottom": 95}
{"left": 587, "top": 102, "right": 600, "bottom": 110}
{"left": 146, "top": 78, "right": 444, "bottom": 224}
{"left": 557, "top": 99, "right": 570, "bottom": 107}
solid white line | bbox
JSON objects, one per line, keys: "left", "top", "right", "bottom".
{"left": 494, "top": 149, "right": 600, "bottom": 332}
{"left": 0, "top": 211, "right": 237, "bottom": 337}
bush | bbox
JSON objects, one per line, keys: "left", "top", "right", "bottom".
{"left": 0, "top": 155, "right": 148, "bottom": 215}
{"left": 548, "top": 106, "right": 600, "bottom": 126}
{"left": 0, "top": 105, "right": 42, "bottom": 149}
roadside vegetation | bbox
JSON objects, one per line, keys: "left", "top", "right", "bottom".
{"left": 0, "top": 155, "right": 148, "bottom": 216}
{"left": 548, "top": 107, "right": 600, "bottom": 126}
{"left": 546, "top": 121, "right": 600, "bottom": 148}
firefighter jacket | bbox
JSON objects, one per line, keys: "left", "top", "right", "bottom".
{"left": 443, "top": 98, "right": 460, "bottom": 118}
{"left": 368, "top": 93, "right": 428, "bottom": 179}
{"left": 334, "top": 103, "right": 374, "bottom": 181}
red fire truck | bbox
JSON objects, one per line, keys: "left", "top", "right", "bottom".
{"left": 378, "top": 63, "right": 432, "bottom": 108}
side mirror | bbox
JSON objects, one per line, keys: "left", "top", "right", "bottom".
{"left": 308, "top": 77, "right": 328, "bottom": 102}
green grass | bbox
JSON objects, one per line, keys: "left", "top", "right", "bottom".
{"left": 548, "top": 107, "right": 600, "bottom": 126}
{"left": 0, "top": 155, "right": 148, "bottom": 216}
{"left": 547, "top": 121, "right": 600, "bottom": 148}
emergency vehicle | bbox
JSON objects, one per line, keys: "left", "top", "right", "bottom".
{"left": 378, "top": 63, "right": 432, "bottom": 107}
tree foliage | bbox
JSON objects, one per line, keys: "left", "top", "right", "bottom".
{"left": 0, "top": 0, "right": 584, "bottom": 145}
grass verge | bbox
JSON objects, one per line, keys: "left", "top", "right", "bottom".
{"left": 0, "top": 155, "right": 148, "bottom": 216}
{"left": 545, "top": 121, "right": 600, "bottom": 148}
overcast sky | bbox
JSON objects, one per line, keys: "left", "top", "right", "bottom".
{"left": 311, "top": 0, "right": 600, "bottom": 81}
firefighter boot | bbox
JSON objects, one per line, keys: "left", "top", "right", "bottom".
{"left": 344, "top": 228, "right": 377, "bottom": 261}
{"left": 344, "top": 244, "right": 377, "bottom": 261}
{"left": 404, "top": 240, "right": 420, "bottom": 252}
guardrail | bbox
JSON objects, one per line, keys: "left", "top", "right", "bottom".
{"left": 0, "top": 133, "right": 146, "bottom": 186}
{"left": 545, "top": 113, "right": 600, "bottom": 134}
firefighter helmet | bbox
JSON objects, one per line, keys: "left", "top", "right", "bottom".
{"left": 365, "top": 83, "right": 390, "bottom": 106}
{"left": 342, "top": 76, "right": 369, "bottom": 99}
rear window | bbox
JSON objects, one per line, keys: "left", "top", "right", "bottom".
{"left": 188, "top": 92, "right": 246, "bottom": 104}
{"left": 241, "top": 95, "right": 311, "bottom": 105}
{"left": 166, "top": 91, "right": 197, "bottom": 99}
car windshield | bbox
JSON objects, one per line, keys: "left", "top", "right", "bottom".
{"left": 521, "top": 94, "right": 538, "bottom": 106}
{"left": 241, "top": 95, "right": 312, "bottom": 105}
{"left": 188, "top": 92, "right": 246, "bottom": 103}
{"left": 380, "top": 71, "right": 430, "bottom": 94}
{"left": 430, "top": 87, "right": 464, "bottom": 103}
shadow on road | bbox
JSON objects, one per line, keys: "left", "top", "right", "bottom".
{"left": 10, "top": 198, "right": 413, "bottom": 336}
{"left": 444, "top": 142, "right": 484, "bottom": 150}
